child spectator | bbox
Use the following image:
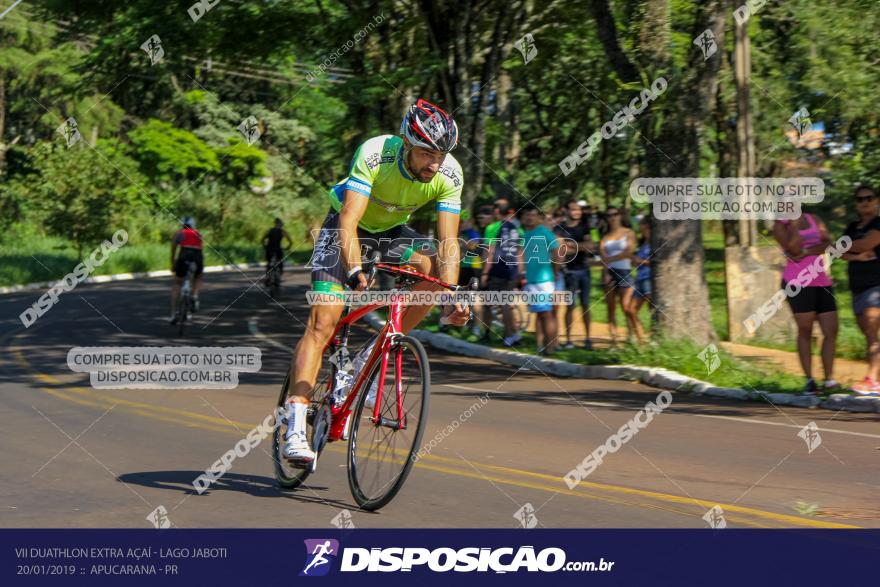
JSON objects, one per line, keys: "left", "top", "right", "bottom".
{"left": 519, "top": 205, "right": 561, "bottom": 355}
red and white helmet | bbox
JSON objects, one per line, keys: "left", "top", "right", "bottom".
{"left": 400, "top": 99, "right": 459, "bottom": 153}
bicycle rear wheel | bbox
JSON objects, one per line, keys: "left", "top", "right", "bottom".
{"left": 270, "top": 267, "right": 281, "bottom": 299}
{"left": 347, "top": 335, "right": 429, "bottom": 511}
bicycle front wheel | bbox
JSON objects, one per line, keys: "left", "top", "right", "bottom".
{"left": 347, "top": 335, "right": 430, "bottom": 511}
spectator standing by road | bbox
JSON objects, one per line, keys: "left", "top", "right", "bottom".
{"left": 630, "top": 216, "right": 653, "bottom": 343}
{"left": 481, "top": 199, "right": 524, "bottom": 346}
{"left": 458, "top": 214, "right": 483, "bottom": 287}
{"left": 453, "top": 210, "right": 490, "bottom": 338}
{"left": 841, "top": 185, "right": 880, "bottom": 395}
{"left": 519, "top": 205, "right": 561, "bottom": 355}
{"left": 600, "top": 207, "right": 637, "bottom": 345}
{"left": 554, "top": 200, "right": 596, "bottom": 350}
{"left": 773, "top": 210, "right": 839, "bottom": 395}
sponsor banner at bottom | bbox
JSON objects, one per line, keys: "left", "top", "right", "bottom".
{"left": 2, "top": 529, "right": 876, "bottom": 585}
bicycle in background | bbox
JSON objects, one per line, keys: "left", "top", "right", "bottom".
{"left": 266, "top": 253, "right": 283, "bottom": 299}
{"left": 174, "top": 261, "right": 197, "bottom": 336}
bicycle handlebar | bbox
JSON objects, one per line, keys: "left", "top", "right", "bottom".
{"left": 372, "top": 263, "right": 479, "bottom": 293}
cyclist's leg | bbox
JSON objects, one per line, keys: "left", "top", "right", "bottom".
{"left": 170, "top": 277, "right": 183, "bottom": 315}
{"left": 170, "top": 255, "right": 186, "bottom": 315}
{"left": 191, "top": 252, "right": 204, "bottom": 308}
{"left": 284, "top": 211, "right": 347, "bottom": 460}
{"left": 290, "top": 210, "right": 348, "bottom": 403}
{"left": 290, "top": 303, "right": 345, "bottom": 402}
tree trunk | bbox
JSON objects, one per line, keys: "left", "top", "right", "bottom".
{"left": 716, "top": 49, "right": 739, "bottom": 246}
{"left": 734, "top": 6, "right": 757, "bottom": 246}
{"left": 589, "top": 0, "right": 723, "bottom": 344}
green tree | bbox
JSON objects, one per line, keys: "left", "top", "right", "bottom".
{"left": 27, "top": 141, "right": 145, "bottom": 255}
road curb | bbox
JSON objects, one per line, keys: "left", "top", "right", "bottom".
{"left": 0, "top": 263, "right": 265, "bottom": 295}
{"left": 363, "top": 313, "right": 879, "bottom": 414}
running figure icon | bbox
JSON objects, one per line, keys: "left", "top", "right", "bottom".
{"left": 300, "top": 539, "right": 339, "bottom": 576}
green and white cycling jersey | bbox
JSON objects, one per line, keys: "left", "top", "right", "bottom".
{"left": 327, "top": 134, "right": 464, "bottom": 233}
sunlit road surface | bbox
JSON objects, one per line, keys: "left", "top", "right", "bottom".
{"left": 1, "top": 268, "right": 877, "bottom": 529}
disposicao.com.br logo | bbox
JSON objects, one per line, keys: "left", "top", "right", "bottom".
{"left": 300, "top": 542, "right": 614, "bottom": 574}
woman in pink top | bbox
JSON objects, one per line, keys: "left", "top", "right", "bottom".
{"left": 772, "top": 212, "right": 838, "bottom": 395}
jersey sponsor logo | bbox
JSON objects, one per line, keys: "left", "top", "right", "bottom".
{"left": 370, "top": 195, "right": 419, "bottom": 213}
{"left": 344, "top": 178, "right": 372, "bottom": 195}
{"left": 437, "top": 202, "right": 461, "bottom": 214}
{"left": 437, "top": 165, "right": 462, "bottom": 187}
{"left": 366, "top": 153, "right": 397, "bottom": 169}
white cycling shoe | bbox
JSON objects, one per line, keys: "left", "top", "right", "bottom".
{"left": 283, "top": 432, "right": 315, "bottom": 464}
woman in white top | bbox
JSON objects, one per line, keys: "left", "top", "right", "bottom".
{"left": 600, "top": 207, "right": 638, "bottom": 344}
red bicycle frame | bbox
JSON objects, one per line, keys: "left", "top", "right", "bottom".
{"left": 322, "top": 264, "right": 460, "bottom": 441}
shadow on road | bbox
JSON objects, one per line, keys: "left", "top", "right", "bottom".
{"left": 117, "top": 471, "right": 356, "bottom": 510}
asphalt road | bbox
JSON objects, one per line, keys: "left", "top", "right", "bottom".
{"left": 1, "top": 267, "right": 878, "bottom": 529}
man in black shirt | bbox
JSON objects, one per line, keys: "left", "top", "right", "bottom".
{"left": 480, "top": 200, "right": 523, "bottom": 346}
{"left": 554, "top": 200, "right": 596, "bottom": 349}
{"left": 262, "top": 218, "right": 293, "bottom": 284}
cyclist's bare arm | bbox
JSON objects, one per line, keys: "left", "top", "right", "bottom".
{"left": 338, "top": 190, "right": 370, "bottom": 289}
{"left": 436, "top": 211, "right": 469, "bottom": 325}
{"left": 261, "top": 232, "right": 269, "bottom": 248}
{"left": 436, "top": 211, "right": 461, "bottom": 285}
{"left": 282, "top": 229, "right": 293, "bottom": 250}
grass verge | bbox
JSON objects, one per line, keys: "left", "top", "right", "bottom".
{"left": 424, "top": 318, "right": 812, "bottom": 395}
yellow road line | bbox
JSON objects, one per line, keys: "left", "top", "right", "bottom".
{"left": 10, "top": 340, "right": 858, "bottom": 529}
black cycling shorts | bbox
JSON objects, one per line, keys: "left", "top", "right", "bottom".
{"left": 309, "top": 209, "right": 435, "bottom": 293}
{"left": 785, "top": 283, "right": 837, "bottom": 315}
{"left": 174, "top": 247, "right": 204, "bottom": 278}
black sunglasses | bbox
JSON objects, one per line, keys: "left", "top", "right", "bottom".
{"left": 607, "top": 212, "right": 621, "bottom": 217}
{"left": 856, "top": 195, "right": 876, "bottom": 203}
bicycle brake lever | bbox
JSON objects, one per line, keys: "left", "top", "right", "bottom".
{"left": 364, "top": 251, "right": 381, "bottom": 291}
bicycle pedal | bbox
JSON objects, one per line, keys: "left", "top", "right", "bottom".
{"left": 286, "top": 456, "right": 313, "bottom": 470}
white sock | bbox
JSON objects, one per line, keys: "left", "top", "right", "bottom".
{"left": 285, "top": 402, "right": 308, "bottom": 440}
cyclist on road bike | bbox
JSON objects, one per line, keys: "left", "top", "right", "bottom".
{"left": 170, "top": 216, "right": 204, "bottom": 324}
{"left": 283, "top": 99, "right": 470, "bottom": 464}
{"left": 262, "top": 218, "right": 293, "bottom": 286}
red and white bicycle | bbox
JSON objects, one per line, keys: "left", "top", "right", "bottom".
{"left": 273, "top": 260, "right": 474, "bottom": 511}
